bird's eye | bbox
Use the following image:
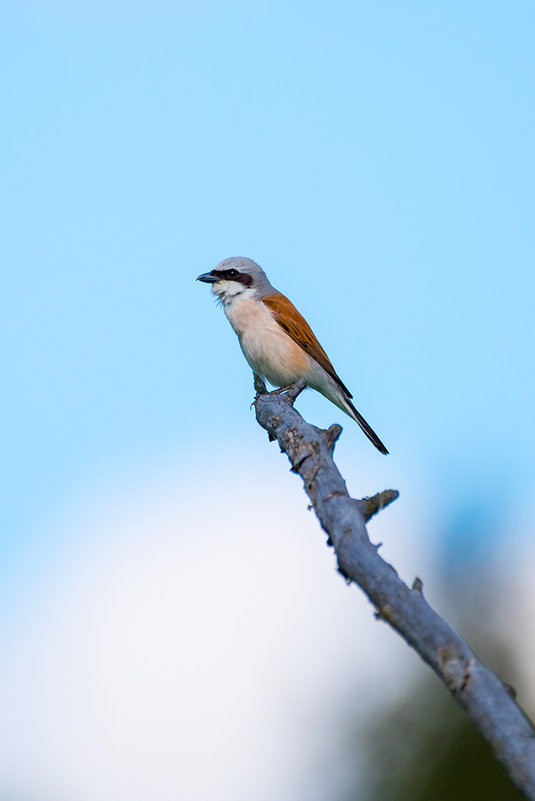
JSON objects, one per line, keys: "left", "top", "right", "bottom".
{"left": 227, "top": 269, "right": 238, "bottom": 278}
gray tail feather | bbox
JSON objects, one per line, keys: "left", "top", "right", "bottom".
{"left": 345, "top": 398, "right": 389, "bottom": 455}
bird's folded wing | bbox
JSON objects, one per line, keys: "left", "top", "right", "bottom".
{"left": 262, "top": 293, "right": 352, "bottom": 398}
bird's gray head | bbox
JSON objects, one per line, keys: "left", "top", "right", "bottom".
{"left": 197, "top": 257, "right": 275, "bottom": 303}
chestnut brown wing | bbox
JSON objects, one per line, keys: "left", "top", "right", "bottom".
{"left": 262, "top": 293, "right": 352, "bottom": 398}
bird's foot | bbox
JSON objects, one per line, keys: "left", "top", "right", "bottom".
{"left": 269, "top": 384, "right": 295, "bottom": 395}
{"left": 253, "top": 376, "right": 307, "bottom": 406}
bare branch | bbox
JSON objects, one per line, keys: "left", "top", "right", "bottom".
{"left": 253, "top": 382, "right": 535, "bottom": 799}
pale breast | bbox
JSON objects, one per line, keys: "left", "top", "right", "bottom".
{"left": 224, "top": 297, "right": 310, "bottom": 386}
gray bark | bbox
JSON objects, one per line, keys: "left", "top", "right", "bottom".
{"left": 253, "top": 378, "right": 535, "bottom": 799}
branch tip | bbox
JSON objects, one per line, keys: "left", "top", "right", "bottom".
{"left": 324, "top": 423, "right": 343, "bottom": 452}
{"left": 362, "top": 489, "right": 399, "bottom": 522}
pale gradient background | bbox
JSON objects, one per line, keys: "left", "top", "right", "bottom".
{"left": 1, "top": 1, "right": 534, "bottom": 798}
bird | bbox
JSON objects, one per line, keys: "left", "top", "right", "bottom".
{"left": 197, "top": 257, "right": 388, "bottom": 454}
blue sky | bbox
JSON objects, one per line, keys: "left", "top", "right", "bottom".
{"left": 1, "top": 2, "right": 534, "bottom": 797}
{"left": 2, "top": 1, "right": 535, "bottom": 566}
{"left": 2, "top": 0, "right": 534, "bottom": 566}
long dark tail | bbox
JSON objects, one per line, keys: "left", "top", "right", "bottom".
{"left": 343, "top": 397, "right": 389, "bottom": 455}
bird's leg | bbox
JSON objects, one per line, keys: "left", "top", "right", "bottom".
{"left": 253, "top": 373, "right": 267, "bottom": 396}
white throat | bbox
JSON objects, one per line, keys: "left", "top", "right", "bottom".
{"left": 212, "top": 281, "right": 256, "bottom": 306}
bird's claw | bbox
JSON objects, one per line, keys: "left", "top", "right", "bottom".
{"left": 269, "top": 384, "right": 295, "bottom": 395}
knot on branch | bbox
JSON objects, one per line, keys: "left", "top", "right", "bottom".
{"left": 437, "top": 644, "right": 474, "bottom": 696}
{"left": 375, "top": 603, "right": 396, "bottom": 624}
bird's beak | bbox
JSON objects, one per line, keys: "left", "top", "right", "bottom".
{"left": 197, "top": 272, "right": 219, "bottom": 283}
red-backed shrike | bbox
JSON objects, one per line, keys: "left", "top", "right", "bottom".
{"left": 197, "top": 257, "right": 388, "bottom": 454}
